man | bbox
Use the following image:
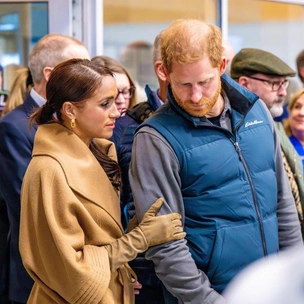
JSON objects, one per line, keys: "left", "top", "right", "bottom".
{"left": 129, "top": 19, "right": 302, "bottom": 303}
{"left": 0, "top": 34, "right": 90, "bottom": 304}
{"left": 296, "top": 49, "right": 304, "bottom": 86}
{"left": 222, "top": 40, "right": 235, "bottom": 76}
{"left": 230, "top": 48, "right": 304, "bottom": 235}
{"left": 274, "top": 50, "right": 304, "bottom": 122}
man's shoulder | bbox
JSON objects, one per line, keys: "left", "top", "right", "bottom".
{"left": 0, "top": 105, "right": 30, "bottom": 132}
{"left": 0, "top": 95, "right": 37, "bottom": 127}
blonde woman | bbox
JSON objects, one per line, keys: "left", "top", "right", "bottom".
{"left": 284, "top": 88, "right": 304, "bottom": 169}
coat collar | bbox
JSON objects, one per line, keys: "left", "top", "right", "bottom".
{"left": 33, "top": 123, "right": 122, "bottom": 231}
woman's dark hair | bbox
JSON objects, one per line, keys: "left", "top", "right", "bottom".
{"left": 91, "top": 55, "right": 137, "bottom": 110}
{"left": 30, "top": 58, "right": 121, "bottom": 189}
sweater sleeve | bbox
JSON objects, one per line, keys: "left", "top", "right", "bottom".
{"left": 129, "top": 126, "right": 226, "bottom": 304}
{"left": 20, "top": 158, "right": 112, "bottom": 304}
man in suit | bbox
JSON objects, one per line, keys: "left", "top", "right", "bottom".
{"left": 0, "top": 34, "right": 89, "bottom": 304}
{"left": 230, "top": 48, "right": 304, "bottom": 236}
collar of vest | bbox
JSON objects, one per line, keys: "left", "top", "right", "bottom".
{"left": 166, "top": 73, "right": 259, "bottom": 123}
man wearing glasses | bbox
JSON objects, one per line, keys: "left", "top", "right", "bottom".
{"left": 231, "top": 48, "right": 304, "bottom": 237}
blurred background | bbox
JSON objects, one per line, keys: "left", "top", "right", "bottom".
{"left": 0, "top": 0, "right": 303, "bottom": 93}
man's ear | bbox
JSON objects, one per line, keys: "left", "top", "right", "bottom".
{"left": 43, "top": 66, "right": 54, "bottom": 82}
{"left": 155, "top": 61, "right": 167, "bottom": 82}
{"left": 219, "top": 58, "right": 227, "bottom": 75}
{"left": 157, "top": 63, "right": 170, "bottom": 82}
{"left": 62, "top": 101, "right": 76, "bottom": 120}
{"left": 238, "top": 76, "right": 250, "bottom": 89}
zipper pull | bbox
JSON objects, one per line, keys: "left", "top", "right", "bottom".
{"left": 234, "top": 141, "right": 241, "bottom": 152}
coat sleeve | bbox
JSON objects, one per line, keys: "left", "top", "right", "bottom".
{"left": 20, "top": 158, "right": 111, "bottom": 304}
{"left": 129, "top": 126, "right": 226, "bottom": 304}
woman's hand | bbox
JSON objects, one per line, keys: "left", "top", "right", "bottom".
{"left": 132, "top": 278, "right": 142, "bottom": 295}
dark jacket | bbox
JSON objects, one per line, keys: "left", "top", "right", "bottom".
{"left": 0, "top": 94, "right": 37, "bottom": 302}
{"left": 112, "top": 85, "right": 163, "bottom": 228}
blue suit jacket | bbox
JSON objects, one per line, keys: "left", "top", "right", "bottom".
{"left": 0, "top": 94, "right": 38, "bottom": 302}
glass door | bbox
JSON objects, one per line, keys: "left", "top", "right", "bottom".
{"left": 0, "top": 1, "right": 48, "bottom": 90}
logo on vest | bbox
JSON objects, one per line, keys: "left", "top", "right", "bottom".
{"left": 245, "top": 120, "right": 263, "bottom": 128}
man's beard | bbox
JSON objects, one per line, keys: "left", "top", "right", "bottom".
{"left": 173, "top": 78, "right": 222, "bottom": 117}
{"left": 269, "top": 98, "right": 284, "bottom": 118}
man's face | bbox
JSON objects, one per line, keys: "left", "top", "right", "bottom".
{"left": 166, "top": 57, "right": 223, "bottom": 118}
{"left": 242, "top": 73, "right": 288, "bottom": 118}
{"left": 299, "top": 66, "right": 304, "bottom": 84}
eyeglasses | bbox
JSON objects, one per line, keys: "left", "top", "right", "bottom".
{"left": 116, "top": 86, "right": 135, "bottom": 99}
{"left": 246, "top": 76, "right": 289, "bottom": 92}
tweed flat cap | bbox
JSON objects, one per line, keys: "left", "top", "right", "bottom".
{"left": 230, "top": 48, "right": 296, "bottom": 79}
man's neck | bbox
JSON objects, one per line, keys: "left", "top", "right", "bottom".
{"left": 206, "top": 94, "right": 225, "bottom": 118}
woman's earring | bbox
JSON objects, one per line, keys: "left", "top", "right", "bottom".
{"left": 70, "top": 118, "right": 76, "bottom": 128}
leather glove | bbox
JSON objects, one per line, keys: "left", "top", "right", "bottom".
{"left": 104, "top": 197, "right": 185, "bottom": 271}
{"left": 138, "top": 197, "right": 186, "bottom": 247}
{"left": 127, "top": 214, "right": 138, "bottom": 233}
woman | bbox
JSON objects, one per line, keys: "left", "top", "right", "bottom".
{"left": 91, "top": 55, "right": 137, "bottom": 116}
{"left": 284, "top": 88, "right": 304, "bottom": 169}
{"left": 19, "top": 59, "right": 185, "bottom": 304}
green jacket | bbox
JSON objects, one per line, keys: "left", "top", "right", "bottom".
{"left": 275, "top": 121, "right": 304, "bottom": 210}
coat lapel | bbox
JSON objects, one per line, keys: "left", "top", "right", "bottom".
{"left": 33, "top": 123, "right": 123, "bottom": 232}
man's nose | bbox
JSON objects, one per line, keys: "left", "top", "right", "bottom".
{"left": 190, "top": 87, "right": 202, "bottom": 103}
{"left": 277, "top": 84, "right": 287, "bottom": 97}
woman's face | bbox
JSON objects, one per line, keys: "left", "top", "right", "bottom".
{"left": 290, "top": 93, "right": 304, "bottom": 136}
{"left": 114, "top": 72, "right": 132, "bottom": 115}
{"left": 69, "top": 75, "right": 120, "bottom": 145}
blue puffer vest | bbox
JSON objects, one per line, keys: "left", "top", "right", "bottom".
{"left": 140, "top": 74, "right": 279, "bottom": 293}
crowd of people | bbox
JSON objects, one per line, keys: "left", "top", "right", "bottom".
{"left": 0, "top": 17, "right": 304, "bottom": 304}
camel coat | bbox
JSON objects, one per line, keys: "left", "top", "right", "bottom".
{"left": 19, "top": 123, "right": 148, "bottom": 304}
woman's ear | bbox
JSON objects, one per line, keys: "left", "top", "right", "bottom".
{"left": 62, "top": 102, "right": 76, "bottom": 120}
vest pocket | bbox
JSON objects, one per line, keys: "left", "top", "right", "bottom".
{"left": 206, "top": 216, "right": 279, "bottom": 293}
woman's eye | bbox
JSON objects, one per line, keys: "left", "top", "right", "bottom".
{"left": 100, "top": 102, "right": 109, "bottom": 108}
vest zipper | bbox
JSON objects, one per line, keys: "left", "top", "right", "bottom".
{"left": 233, "top": 140, "right": 268, "bottom": 256}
